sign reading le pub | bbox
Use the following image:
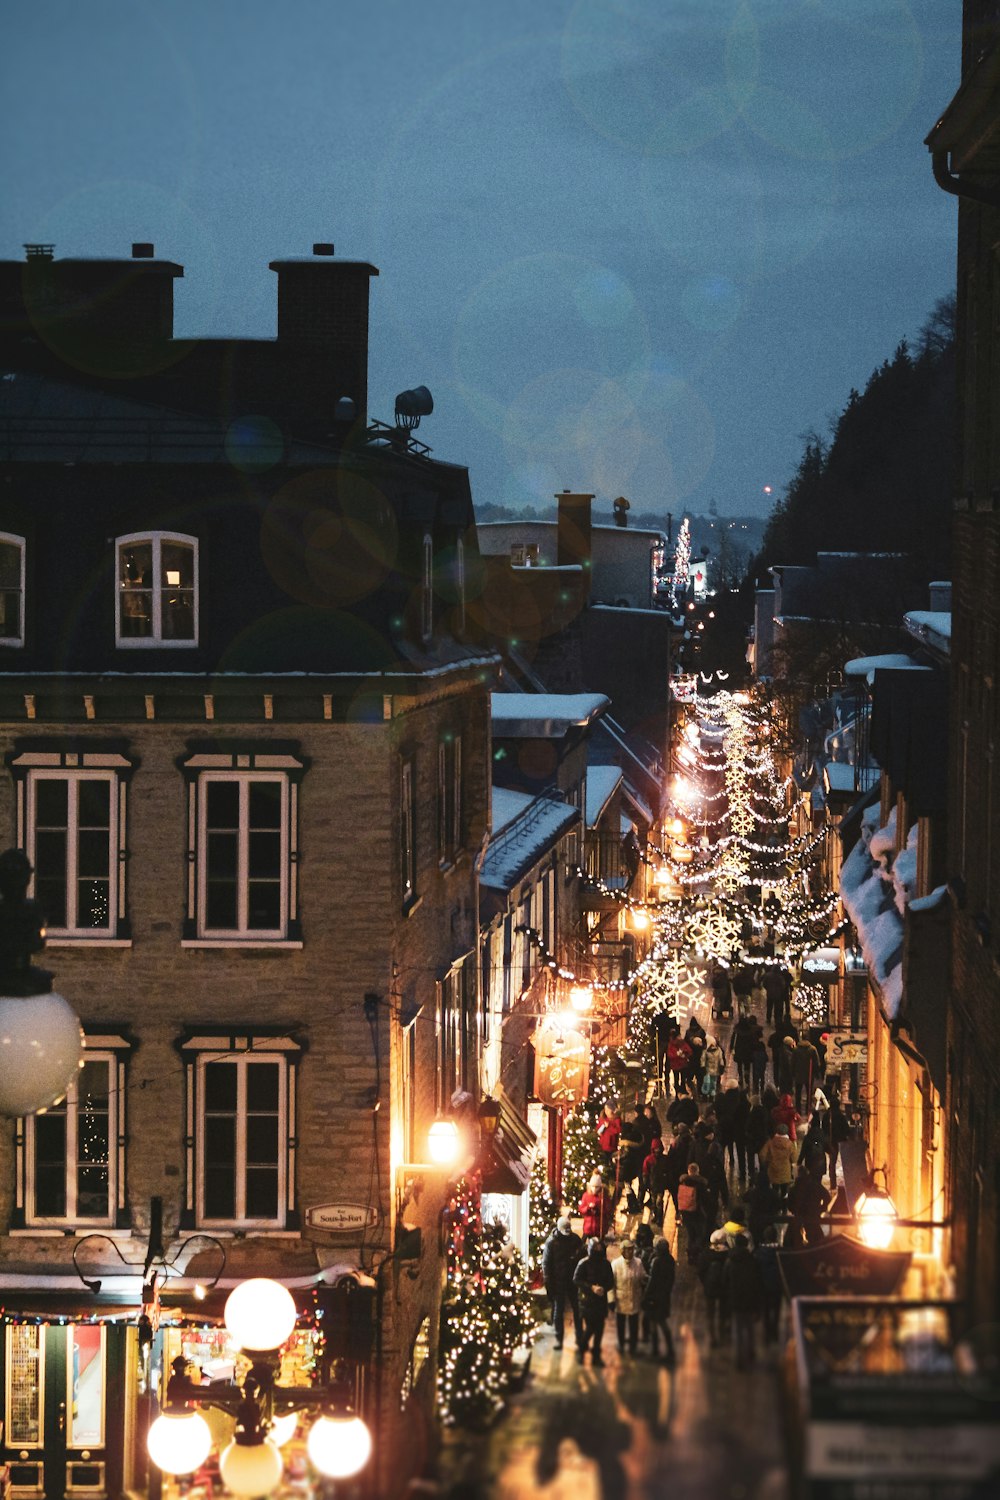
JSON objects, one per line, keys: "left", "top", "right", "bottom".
{"left": 304, "top": 1203, "right": 380, "bottom": 1233}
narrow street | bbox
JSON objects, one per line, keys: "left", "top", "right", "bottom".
{"left": 440, "top": 983, "right": 793, "bottom": 1500}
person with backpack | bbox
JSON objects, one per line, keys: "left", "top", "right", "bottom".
{"left": 753, "top": 1225, "right": 784, "bottom": 1346}
{"left": 542, "top": 1215, "right": 584, "bottom": 1351}
{"left": 677, "top": 1161, "right": 710, "bottom": 1262}
{"left": 643, "top": 1238, "right": 677, "bottom": 1363}
{"left": 663, "top": 1124, "right": 693, "bottom": 1213}
{"left": 573, "top": 1238, "right": 615, "bottom": 1367}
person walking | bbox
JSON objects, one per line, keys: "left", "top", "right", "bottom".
{"left": 691, "top": 1122, "right": 730, "bottom": 1222}
{"left": 643, "top": 1238, "right": 677, "bottom": 1363}
{"left": 771, "top": 1092, "right": 799, "bottom": 1135}
{"left": 612, "top": 1239, "right": 647, "bottom": 1356}
{"left": 579, "top": 1171, "right": 612, "bottom": 1240}
{"left": 643, "top": 1138, "right": 666, "bottom": 1222}
{"left": 786, "top": 1160, "right": 831, "bottom": 1248}
{"left": 663, "top": 1124, "right": 693, "bottom": 1214}
{"left": 759, "top": 1124, "right": 797, "bottom": 1205}
{"left": 573, "top": 1238, "right": 615, "bottom": 1367}
{"left": 711, "top": 963, "right": 733, "bottom": 1020}
{"left": 716, "top": 1081, "right": 750, "bottom": 1183}
{"left": 751, "top": 1033, "right": 769, "bottom": 1095}
{"left": 764, "top": 966, "right": 790, "bottom": 1025}
{"left": 542, "top": 1216, "right": 584, "bottom": 1351}
{"left": 701, "top": 1037, "right": 726, "bottom": 1100}
{"left": 666, "top": 1032, "right": 693, "bottom": 1095}
{"left": 753, "top": 1225, "right": 784, "bottom": 1346}
{"left": 792, "top": 1035, "right": 821, "bottom": 1115}
{"left": 733, "top": 1015, "right": 759, "bottom": 1089}
{"left": 596, "top": 1103, "right": 622, "bottom": 1165}
{"left": 724, "top": 1233, "right": 764, "bottom": 1370}
{"left": 617, "top": 1110, "right": 645, "bottom": 1208}
{"left": 698, "top": 1229, "right": 732, "bottom": 1347}
{"left": 745, "top": 1093, "right": 771, "bottom": 1176}
{"left": 677, "top": 1160, "right": 710, "bottom": 1263}
{"left": 824, "top": 1094, "right": 852, "bottom": 1186}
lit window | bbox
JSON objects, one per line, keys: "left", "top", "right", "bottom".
{"left": 178, "top": 1032, "right": 303, "bottom": 1231}
{"left": 0, "top": 533, "right": 25, "bottom": 646}
{"left": 437, "top": 733, "right": 462, "bottom": 865}
{"left": 116, "top": 531, "right": 197, "bottom": 647}
{"left": 18, "top": 1034, "right": 135, "bottom": 1229}
{"left": 180, "top": 745, "right": 307, "bottom": 943}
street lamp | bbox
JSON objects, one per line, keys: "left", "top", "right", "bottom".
{"left": 428, "top": 1115, "right": 461, "bottom": 1166}
{"left": 0, "top": 849, "right": 83, "bottom": 1118}
{"left": 855, "top": 1168, "right": 898, "bottom": 1250}
{"left": 146, "top": 1276, "right": 372, "bottom": 1494}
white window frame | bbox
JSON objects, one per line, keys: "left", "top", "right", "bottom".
{"left": 115, "top": 530, "right": 199, "bottom": 648}
{"left": 0, "top": 531, "right": 25, "bottom": 647}
{"left": 25, "top": 768, "right": 121, "bottom": 938}
{"left": 195, "top": 1051, "right": 289, "bottom": 1231}
{"left": 18, "top": 1038, "right": 132, "bottom": 1231}
{"left": 196, "top": 772, "right": 290, "bottom": 940}
{"left": 177, "top": 1031, "right": 303, "bottom": 1233}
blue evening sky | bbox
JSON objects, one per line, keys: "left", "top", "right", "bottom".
{"left": 2, "top": 1, "right": 958, "bottom": 520}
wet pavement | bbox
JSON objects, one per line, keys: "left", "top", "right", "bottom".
{"left": 437, "top": 978, "right": 796, "bottom": 1500}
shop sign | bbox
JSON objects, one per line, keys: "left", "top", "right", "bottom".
{"left": 533, "top": 1025, "right": 591, "bottom": 1107}
{"left": 778, "top": 1234, "right": 911, "bottom": 1300}
{"left": 304, "top": 1203, "right": 379, "bottom": 1233}
{"left": 827, "top": 1031, "right": 868, "bottom": 1064}
{"left": 805, "top": 1419, "right": 1000, "bottom": 1488}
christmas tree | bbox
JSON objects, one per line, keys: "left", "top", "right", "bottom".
{"left": 528, "top": 1152, "right": 558, "bottom": 1274}
{"left": 561, "top": 1104, "right": 603, "bottom": 1215}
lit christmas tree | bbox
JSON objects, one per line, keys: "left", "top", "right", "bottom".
{"left": 528, "top": 1153, "right": 558, "bottom": 1274}
{"left": 671, "top": 517, "right": 692, "bottom": 612}
{"left": 561, "top": 1104, "right": 603, "bottom": 1215}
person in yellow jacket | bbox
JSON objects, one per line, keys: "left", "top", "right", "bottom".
{"left": 758, "top": 1123, "right": 798, "bottom": 1204}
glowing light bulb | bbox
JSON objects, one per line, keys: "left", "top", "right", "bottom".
{"left": 224, "top": 1278, "right": 296, "bottom": 1352}
{"left": 307, "top": 1413, "right": 373, "bottom": 1478}
{"left": 147, "top": 1411, "right": 213, "bottom": 1475}
{"left": 428, "top": 1117, "right": 460, "bottom": 1166}
{"left": 219, "top": 1438, "right": 283, "bottom": 1498}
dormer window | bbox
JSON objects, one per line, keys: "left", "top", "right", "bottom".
{"left": 116, "top": 532, "right": 197, "bottom": 647}
{"left": 0, "top": 533, "right": 25, "bottom": 646}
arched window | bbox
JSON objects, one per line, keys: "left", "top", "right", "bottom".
{"left": 116, "top": 531, "right": 198, "bottom": 646}
{"left": 0, "top": 532, "right": 25, "bottom": 646}
{"left": 421, "top": 533, "right": 433, "bottom": 643}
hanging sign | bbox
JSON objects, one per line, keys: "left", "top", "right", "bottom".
{"left": 304, "top": 1203, "right": 380, "bottom": 1233}
{"left": 533, "top": 1025, "right": 591, "bottom": 1107}
{"left": 827, "top": 1032, "right": 868, "bottom": 1065}
{"left": 778, "top": 1234, "right": 911, "bottom": 1300}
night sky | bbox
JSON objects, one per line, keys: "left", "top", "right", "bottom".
{"left": 2, "top": 0, "right": 959, "bottom": 520}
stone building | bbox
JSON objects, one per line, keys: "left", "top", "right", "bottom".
{"left": 927, "top": 1, "right": 1000, "bottom": 1325}
{"left": 0, "top": 242, "right": 497, "bottom": 1499}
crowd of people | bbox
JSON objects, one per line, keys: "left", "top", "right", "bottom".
{"left": 541, "top": 966, "right": 859, "bottom": 1373}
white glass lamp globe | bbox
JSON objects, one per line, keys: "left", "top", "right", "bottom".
{"left": 0, "top": 991, "right": 83, "bottom": 1118}
{"left": 856, "top": 1189, "right": 898, "bottom": 1251}
{"left": 427, "top": 1117, "right": 459, "bottom": 1166}
{"left": 569, "top": 985, "right": 592, "bottom": 1013}
{"left": 268, "top": 1410, "right": 298, "bottom": 1447}
{"left": 146, "top": 1410, "right": 213, "bottom": 1475}
{"left": 307, "top": 1413, "right": 373, "bottom": 1478}
{"left": 224, "top": 1278, "right": 297, "bottom": 1351}
{"left": 219, "top": 1438, "right": 283, "bottom": 1498}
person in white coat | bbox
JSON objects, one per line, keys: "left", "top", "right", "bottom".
{"left": 611, "top": 1239, "right": 648, "bottom": 1355}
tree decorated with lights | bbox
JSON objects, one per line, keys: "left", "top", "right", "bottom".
{"left": 528, "top": 1151, "right": 558, "bottom": 1274}
{"left": 561, "top": 1103, "right": 605, "bottom": 1215}
{"left": 671, "top": 517, "right": 692, "bottom": 611}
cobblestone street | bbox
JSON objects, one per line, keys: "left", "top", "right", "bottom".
{"left": 439, "top": 983, "right": 795, "bottom": 1500}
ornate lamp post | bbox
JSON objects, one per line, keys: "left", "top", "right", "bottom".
{"left": 146, "top": 1276, "right": 371, "bottom": 1496}
{"left": 0, "top": 849, "right": 83, "bottom": 1117}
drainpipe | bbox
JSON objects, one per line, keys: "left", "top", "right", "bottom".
{"left": 931, "top": 150, "right": 1000, "bottom": 207}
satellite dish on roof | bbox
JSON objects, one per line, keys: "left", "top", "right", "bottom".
{"left": 394, "top": 386, "right": 433, "bottom": 431}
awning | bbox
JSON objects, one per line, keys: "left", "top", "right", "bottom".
{"left": 481, "top": 1087, "right": 537, "bottom": 1196}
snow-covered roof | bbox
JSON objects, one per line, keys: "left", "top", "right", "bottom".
{"left": 843, "top": 653, "right": 930, "bottom": 684}
{"left": 620, "top": 813, "right": 635, "bottom": 835}
{"left": 586, "top": 765, "right": 623, "bottom": 827}
{"left": 904, "top": 610, "right": 952, "bottom": 655}
{"left": 839, "top": 807, "right": 910, "bottom": 1018}
{"left": 491, "top": 692, "right": 609, "bottom": 739}
{"left": 622, "top": 781, "right": 654, "bottom": 827}
{"left": 482, "top": 789, "right": 579, "bottom": 892}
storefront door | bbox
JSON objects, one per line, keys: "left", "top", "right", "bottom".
{"left": 4, "top": 1324, "right": 112, "bottom": 1499}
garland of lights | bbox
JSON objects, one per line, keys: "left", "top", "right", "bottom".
{"left": 671, "top": 517, "right": 692, "bottom": 610}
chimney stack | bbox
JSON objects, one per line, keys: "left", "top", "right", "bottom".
{"left": 269, "top": 246, "right": 379, "bottom": 429}
{"left": 556, "top": 490, "right": 594, "bottom": 598}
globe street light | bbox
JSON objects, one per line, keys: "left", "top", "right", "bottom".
{"left": 0, "top": 849, "right": 83, "bottom": 1118}
{"left": 146, "top": 1276, "right": 372, "bottom": 1491}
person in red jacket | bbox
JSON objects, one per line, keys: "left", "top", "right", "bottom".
{"left": 771, "top": 1092, "right": 799, "bottom": 1135}
{"left": 666, "top": 1033, "right": 693, "bottom": 1095}
{"left": 579, "top": 1171, "right": 612, "bottom": 1240}
{"left": 596, "top": 1103, "right": 622, "bottom": 1162}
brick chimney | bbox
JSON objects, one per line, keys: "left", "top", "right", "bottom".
{"left": 269, "top": 245, "right": 379, "bottom": 428}
{"left": 556, "top": 490, "right": 594, "bottom": 597}
{"left": 25, "top": 244, "right": 182, "bottom": 345}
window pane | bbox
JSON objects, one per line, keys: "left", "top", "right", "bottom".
{"left": 34, "top": 832, "right": 67, "bottom": 928}
{"left": 0, "top": 542, "right": 20, "bottom": 589}
{"left": 246, "top": 1116, "right": 279, "bottom": 1165}
{"left": 76, "top": 880, "right": 110, "bottom": 930}
{"left": 77, "top": 828, "right": 110, "bottom": 880}
{"left": 204, "top": 1112, "right": 236, "bottom": 1220}
{"left": 206, "top": 782, "right": 240, "bottom": 828}
{"left": 204, "top": 1167, "right": 236, "bottom": 1221}
{"left": 248, "top": 781, "right": 282, "bottom": 829}
{"left": 248, "top": 830, "right": 280, "bottom": 880}
{"left": 78, "top": 779, "right": 110, "bottom": 830}
{"left": 160, "top": 543, "right": 195, "bottom": 641}
{"left": 35, "top": 779, "right": 68, "bottom": 827}
{"left": 0, "top": 590, "right": 21, "bottom": 638}
{"left": 245, "top": 1169, "right": 279, "bottom": 1221}
{"left": 161, "top": 542, "right": 194, "bottom": 588}
{"left": 203, "top": 1062, "right": 238, "bottom": 1112}
{"left": 246, "top": 1064, "right": 278, "bottom": 1110}
{"left": 246, "top": 880, "right": 280, "bottom": 930}
{"left": 34, "top": 1110, "right": 67, "bottom": 1218}
{"left": 77, "top": 1165, "right": 110, "bottom": 1219}
{"left": 119, "top": 543, "right": 153, "bottom": 638}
